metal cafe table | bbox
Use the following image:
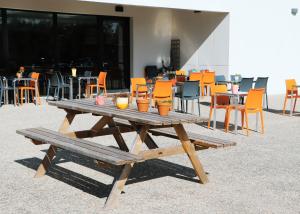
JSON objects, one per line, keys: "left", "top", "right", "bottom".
{"left": 18, "top": 99, "right": 211, "bottom": 208}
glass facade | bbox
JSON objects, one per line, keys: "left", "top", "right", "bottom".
{"left": 0, "top": 8, "right": 130, "bottom": 89}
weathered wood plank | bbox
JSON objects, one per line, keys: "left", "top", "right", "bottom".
{"left": 48, "top": 99, "right": 207, "bottom": 126}
{"left": 17, "top": 128, "right": 143, "bottom": 165}
{"left": 149, "top": 128, "right": 236, "bottom": 148}
{"left": 35, "top": 128, "right": 140, "bottom": 161}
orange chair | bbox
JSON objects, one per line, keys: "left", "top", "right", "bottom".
{"left": 152, "top": 80, "right": 173, "bottom": 106}
{"left": 86, "top": 71, "right": 107, "bottom": 97}
{"left": 189, "top": 72, "right": 203, "bottom": 88}
{"left": 18, "top": 72, "right": 41, "bottom": 105}
{"left": 201, "top": 71, "right": 215, "bottom": 96}
{"left": 207, "top": 84, "right": 230, "bottom": 129}
{"left": 226, "top": 88, "right": 265, "bottom": 135}
{"left": 283, "top": 79, "right": 299, "bottom": 114}
{"left": 131, "top": 78, "right": 148, "bottom": 101}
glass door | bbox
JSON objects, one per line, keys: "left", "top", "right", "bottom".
{"left": 100, "top": 17, "right": 130, "bottom": 89}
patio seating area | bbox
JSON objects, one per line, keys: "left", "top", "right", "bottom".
{"left": 0, "top": 92, "right": 299, "bottom": 213}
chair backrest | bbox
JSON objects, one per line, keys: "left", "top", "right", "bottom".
{"left": 49, "top": 72, "right": 60, "bottom": 87}
{"left": 189, "top": 72, "right": 203, "bottom": 81}
{"left": 29, "top": 72, "right": 40, "bottom": 87}
{"left": 285, "top": 79, "right": 298, "bottom": 94}
{"left": 98, "top": 71, "right": 107, "bottom": 85}
{"left": 57, "top": 72, "right": 65, "bottom": 85}
{"left": 84, "top": 71, "right": 92, "bottom": 77}
{"left": 245, "top": 88, "right": 264, "bottom": 110}
{"left": 239, "top": 78, "right": 254, "bottom": 92}
{"left": 202, "top": 72, "right": 215, "bottom": 84}
{"left": 182, "top": 81, "right": 199, "bottom": 98}
{"left": 210, "top": 84, "right": 230, "bottom": 105}
{"left": 176, "top": 70, "right": 186, "bottom": 76}
{"left": 131, "top": 78, "right": 147, "bottom": 93}
{"left": 216, "top": 75, "right": 226, "bottom": 82}
{"left": 230, "top": 74, "right": 242, "bottom": 82}
{"left": 153, "top": 80, "right": 173, "bottom": 99}
{"left": 254, "top": 77, "right": 268, "bottom": 91}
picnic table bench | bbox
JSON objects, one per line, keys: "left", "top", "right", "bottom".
{"left": 17, "top": 99, "right": 236, "bottom": 209}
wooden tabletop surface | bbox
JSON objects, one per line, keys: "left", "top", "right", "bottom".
{"left": 49, "top": 99, "right": 207, "bottom": 126}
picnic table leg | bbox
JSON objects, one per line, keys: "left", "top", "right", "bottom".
{"left": 104, "top": 126, "right": 148, "bottom": 209}
{"left": 108, "top": 118, "right": 129, "bottom": 152}
{"left": 34, "top": 145, "right": 56, "bottom": 178}
{"left": 173, "top": 124, "right": 208, "bottom": 184}
{"left": 34, "top": 111, "right": 76, "bottom": 177}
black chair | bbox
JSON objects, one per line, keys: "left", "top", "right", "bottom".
{"left": 0, "top": 76, "right": 14, "bottom": 106}
{"left": 175, "top": 80, "right": 201, "bottom": 115}
{"left": 239, "top": 77, "right": 254, "bottom": 104}
{"left": 254, "top": 77, "right": 269, "bottom": 109}
{"left": 47, "top": 72, "right": 61, "bottom": 101}
{"left": 57, "top": 72, "right": 72, "bottom": 99}
{"left": 239, "top": 77, "right": 254, "bottom": 92}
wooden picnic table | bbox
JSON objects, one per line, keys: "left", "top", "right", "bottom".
{"left": 44, "top": 99, "right": 208, "bottom": 208}
{"left": 17, "top": 98, "right": 236, "bottom": 208}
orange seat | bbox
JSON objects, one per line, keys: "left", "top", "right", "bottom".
{"left": 283, "top": 79, "right": 299, "bottom": 114}
{"left": 152, "top": 80, "right": 173, "bottom": 107}
{"left": 207, "top": 84, "right": 230, "bottom": 129}
{"left": 201, "top": 71, "right": 215, "bottom": 96}
{"left": 226, "top": 88, "right": 265, "bottom": 135}
{"left": 86, "top": 71, "right": 107, "bottom": 97}
{"left": 130, "top": 77, "right": 148, "bottom": 102}
{"left": 18, "top": 72, "right": 41, "bottom": 105}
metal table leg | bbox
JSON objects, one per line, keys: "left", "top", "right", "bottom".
{"left": 234, "top": 95, "right": 238, "bottom": 134}
{"left": 290, "top": 89, "right": 294, "bottom": 116}
{"left": 213, "top": 94, "right": 217, "bottom": 129}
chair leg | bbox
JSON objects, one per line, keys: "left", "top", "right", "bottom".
{"left": 241, "top": 110, "right": 245, "bottom": 130}
{"left": 0, "top": 90, "right": 3, "bottom": 107}
{"left": 197, "top": 98, "right": 201, "bottom": 116}
{"left": 207, "top": 107, "right": 213, "bottom": 128}
{"left": 260, "top": 110, "right": 264, "bottom": 134}
{"left": 225, "top": 109, "right": 231, "bottom": 132}
{"left": 30, "top": 90, "right": 34, "bottom": 103}
{"left": 186, "top": 100, "right": 188, "bottom": 114}
{"left": 104, "top": 86, "right": 107, "bottom": 96}
{"left": 293, "top": 97, "right": 297, "bottom": 113}
{"left": 282, "top": 95, "right": 288, "bottom": 114}
{"left": 265, "top": 93, "right": 269, "bottom": 110}
{"left": 36, "top": 89, "right": 41, "bottom": 105}
{"left": 245, "top": 111, "right": 249, "bottom": 136}
{"left": 20, "top": 89, "right": 24, "bottom": 105}
{"left": 46, "top": 85, "right": 50, "bottom": 101}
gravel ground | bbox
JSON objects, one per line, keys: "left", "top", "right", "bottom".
{"left": 0, "top": 95, "right": 299, "bottom": 214}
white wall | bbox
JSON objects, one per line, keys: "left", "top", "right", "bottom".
{"left": 172, "top": 10, "right": 229, "bottom": 76}
{"left": 81, "top": 0, "right": 300, "bottom": 94}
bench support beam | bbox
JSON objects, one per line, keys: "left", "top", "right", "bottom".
{"left": 34, "top": 111, "right": 76, "bottom": 178}
{"left": 104, "top": 126, "right": 149, "bottom": 209}
{"left": 173, "top": 124, "right": 209, "bottom": 184}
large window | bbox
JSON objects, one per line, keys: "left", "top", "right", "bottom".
{"left": 0, "top": 9, "right": 130, "bottom": 89}
{"left": 6, "top": 10, "right": 53, "bottom": 70}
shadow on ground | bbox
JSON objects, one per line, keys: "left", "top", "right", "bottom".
{"left": 15, "top": 149, "right": 199, "bottom": 199}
